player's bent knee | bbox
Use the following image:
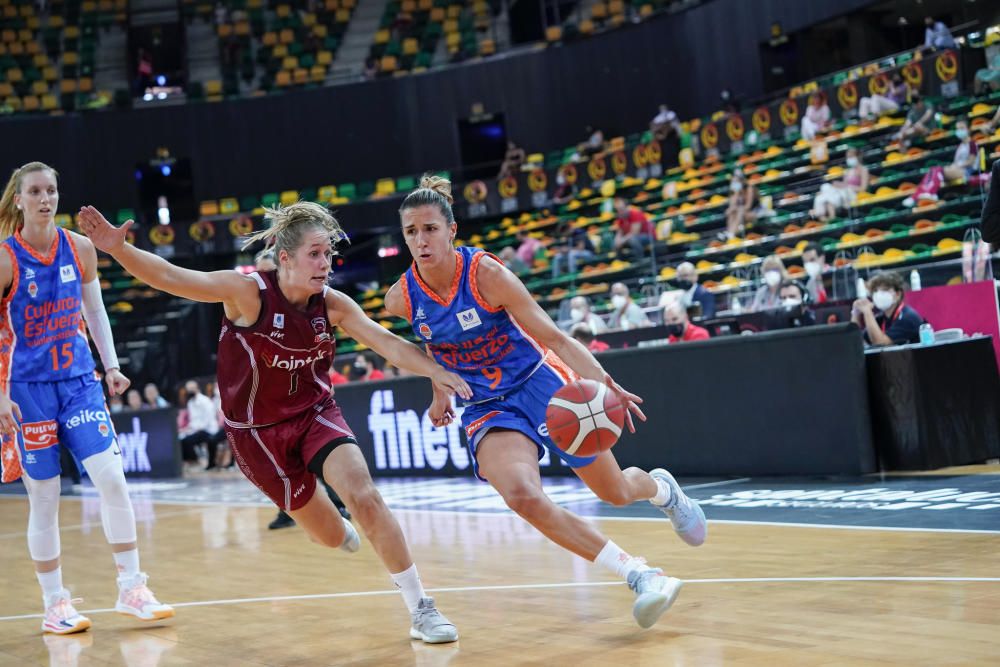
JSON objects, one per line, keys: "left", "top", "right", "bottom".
{"left": 502, "top": 487, "right": 549, "bottom": 519}
{"left": 595, "top": 485, "right": 632, "bottom": 507}
{"left": 305, "top": 520, "right": 346, "bottom": 549}
{"left": 344, "top": 485, "right": 384, "bottom": 525}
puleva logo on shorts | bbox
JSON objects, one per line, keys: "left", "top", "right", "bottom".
{"left": 64, "top": 409, "right": 108, "bottom": 431}
{"left": 22, "top": 420, "right": 59, "bottom": 451}
{"left": 457, "top": 308, "right": 482, "bottom": 331}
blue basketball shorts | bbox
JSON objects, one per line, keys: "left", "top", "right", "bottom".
{"left": 461, "top": 364, "right": 597, "bottom": 481}
{"left": 9, "top": 373, "right": 117, "bottom": 481}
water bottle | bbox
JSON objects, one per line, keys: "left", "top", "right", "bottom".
{"left": 731, "top": 296, "right": 743, "bottom": 315}
{"left": 856, "top": 277, "right": 868, "bottom": 299}
{"left": 919, "top": 322, "right": 935, "bottom": 345}
{"left": 910, "top": 269, "right": 921, "bottom": 291}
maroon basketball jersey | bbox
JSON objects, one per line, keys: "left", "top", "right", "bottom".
{"left": 217, "top": 271, "right": 334, "bottom": 427}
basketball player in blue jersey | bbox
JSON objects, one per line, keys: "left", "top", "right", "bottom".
{"left": 0, "top": 162, "right": 173, "bottom": 634}
{"left": 384, "top": 176, "right": 708, "bottom": 629}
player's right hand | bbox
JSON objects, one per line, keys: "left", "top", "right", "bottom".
{"left": 78, "top": 206, "right": 133, "bottom": 254}
{"left": 428, "top": 392, "right": 456, "bottom": 428}
{"left": 430, "top": 368, "right": 473, "bottom": 402}
{"left": 0, "top": 393, "right": 22, "bottom": 435}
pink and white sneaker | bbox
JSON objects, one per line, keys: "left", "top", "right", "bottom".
{"left": 42, "top": 589, "right": 91, "bottom": 635}
{"left": 115, "top": 573, "right": 175, "bottom": 621}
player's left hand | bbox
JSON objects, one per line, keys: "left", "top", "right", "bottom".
{"left": 431, "top": 369, "right": 473, "bottom": 402}
{"left": 605, "top": 375, "right": 646, "bottom": 434}
{"left": 104, "top": 368, "right": 131, "bottom": 397}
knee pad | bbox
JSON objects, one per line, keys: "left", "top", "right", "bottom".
{"left": 22, "top": 474, "right": 61, "bottom": 562}
{"left": 81, "top": 445, "right": 136, "bottom": 544}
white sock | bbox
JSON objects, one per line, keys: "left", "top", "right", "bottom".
{"left": 114, "top": 549, "right": 140, "bottom": 582}
{"left": 390, "top": 564, "right": 426, "bottom": 613}
{"left": 595, "top": 540, "right": 652, "bottom": 582}
{"left": 37, "top": 568, "right": 63, "bottom": 599}
{"left": 649, "top": 476, "right": 672, "bottom": 506}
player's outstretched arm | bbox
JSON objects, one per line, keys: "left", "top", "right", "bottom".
{"left": 326, "top": 289, "right": 472, "bottom": 401}
{"left": 476, "top": 256, "right": 646, "bottom": 432}
{"left": 78, "top": 206, "right": 259, "bottom": 315}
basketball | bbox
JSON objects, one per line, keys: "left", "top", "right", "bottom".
{"left": 545, "top": 379, "right": 626, "bottom": 457}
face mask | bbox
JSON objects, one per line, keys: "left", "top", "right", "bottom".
{"left": 675, "top": 279, "right": 693, "bottom": 291}
{"left": 665, "top": 323, "right": 685, "bottom": 338}
{"left": 781, "top": 297, "right": 802, "bottom": 309}
{"left": 872, "top": 290, "right": 896, "bottom": 311}
{"left": 570, "top": 308, "right": 584, "bottom": 322}
{"left": 611, "top": 295, "right": 628, "bottom": 309}
{"left": 349, "top": 365, "right": 367, "bottom": 380}
{"left": 846, "top": 157, "right": 859, "bottom": 168}
{"left": 955, "top": 129, "right": 968, "bottom": 141}
{"left": 764, "top": 270, "right": 781, "bottom": 287}
{"left": 804, "top": 261, "right": 821, "bottom": 277}
{"left": 730, "top": 181, "right": 743, "bottom": 193}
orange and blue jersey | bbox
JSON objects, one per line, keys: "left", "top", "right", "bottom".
{"left": 402, "top": 246, "right": 593, "bottom": 480}
{"left": 0, "top": 229, "right": 114, "bottom": 483}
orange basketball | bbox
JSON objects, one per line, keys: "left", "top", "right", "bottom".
{"left": 545, "top": 379, "right": 626, "bottom": 457}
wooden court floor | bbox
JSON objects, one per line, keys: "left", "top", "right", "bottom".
{"left": 0, "top": 494, "right": 997, "bottom": 666}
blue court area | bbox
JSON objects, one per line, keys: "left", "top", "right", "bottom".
{"left": 4, "top": 471, "right": 997, "bottom": 533}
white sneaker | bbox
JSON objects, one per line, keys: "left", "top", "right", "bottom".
{"left": 409, "top": 597, "right": 459, "bottom": 644}
{"left": 627, "top": 569, "right": 683, "bottom": 629}
{"left": 340, "top": 517, "right": 360, "bottom": 553}
{"left": 115, "top": 573, "right": 175, "bottom": 621}
{"left": 42, "top": 589, "right": 91, "bottom": 635}
{"left": 649, "top": 468, "right": 707, "bottom": 547}
{"left": 902, "top": 196, "right": 915, "bottom": 207}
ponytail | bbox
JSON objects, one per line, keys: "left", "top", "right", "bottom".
{"left": 240, "top": 200, "right": 347, "bottom": 260}
{"left": 399, "top": 174, "right": 455, "bottom": 224}
{"left": 0, "top": 162, "right": 57, "bottom": 240}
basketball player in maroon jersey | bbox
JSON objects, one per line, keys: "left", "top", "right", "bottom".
{"left": 77, "top": 202, "right": 470, "bottom": 643}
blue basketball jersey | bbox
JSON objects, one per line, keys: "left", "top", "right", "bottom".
{"left": 403, "top": 246, "right": 553, "bottom": 402}
{"left": 1, "top": 228, "right": 95, "bottom": 387}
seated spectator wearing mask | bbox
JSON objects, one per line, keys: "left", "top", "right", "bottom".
{"left": 859, "top": 73, "right": 908, "bottom": 121}
{"left": 612, "top": 197, "right": 654, "bottom": 259}
{"left": 673, "top": 261, "right": 716, "bottom": 319}
{"left": 570, "top": 323, "right": 610, "bottom": 353}
{"left": 551, "top": 223, "right": 596, "bottom": 279}
{"left": 810, "top": 147, "right": 869, "bottom": 221}
{"left": 350, "top": 351, "right": 385, "bottom": 381}
{"left": 894, "top": 94, "right": 937, "bottom": 146}
{"left": 663, "top": 300, "right": 709, "bottom": 343}
{"left": 801, "top": 242, "right": 828, "bottom": 304}
{"left": 853, "top": 271, "right": 926, "bottom": 346}
{"left": 751, "top": 255, "right": 788, "bottom": 312}
{"left": 778, "top": 281, "right": 816, "bottom": 327}
{"left": 563, "top": 295, "right": 608, "bottom": 334}
{"left": 801, "top": 93, "right": 832, "bottom": 141}
{"left": 607, "top": 282, "right": 652, "bottom": 331}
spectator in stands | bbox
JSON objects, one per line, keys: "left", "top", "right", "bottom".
{"left": 551, "top": 171, "right": 577, "bottom": 205}
{"left": 982, "top": 160, "right": 1000, "bottom": 245}
{"left": 859, "top": 73, "right": 908, "bottom": 121}
{"left": 903, "top": 119, "right": 977, "bottom": 207}
{"left": 570, "top": 323, "right": 609, "bottom": 353}
{"left": 498, "top": 141, "right": 526, "bottom": 180}
{"left": 673, "top": 261, "right": 716, "bottom": 319}
{"left": 125, "top": 388, "right": 144, "bottom": 411}
{"left": 579, "top": 126, "right": 605, "bottom": 157}
{"left": 723, "top": 168, "right": 755, "bottom": 239}
{"left": 498, "top": 246, "right": 529, "bottom": 274}
{"left": 801, "top": 93, "right": 832, "bottom": 141}
{"left": 650, "top": 104, "right": 680, "bottom": 140}
{"left": 564, "top": 295, "right": 607, "bottom": 334}
{"left": 751, "top": 255, "right": 788, "bottom": 312}
{"left": 923, "top": 16, "right": 956, "bottom": 50}
{"left": 362, "top": 57, "right": 379, "bottom": 81}
{"left": 143, "top": 382, "right": 169, "bottom": 409}
{"left": 329, "top": 365, "right": 349, "bottom": 385}
{"left": 854, "top": 271, "right": 925, "bottom": 346}
{"left": 778, "top": 281, "right": 816, "bottom": 327}
{"left": 801, "top": 242, "right": 828, "bottom": 304}
{"left": 810, "top": 146, "right": 869, "bottom": 221}
{"left": 349, "top": 352, "right": 385, "bottom": 382}
{"left": 663, "top": 300, "right": 709, "bottom": 344}
{"left": 975, "top": 54, "right": 1000, "bottom": 95}
{"left": 984, "top": 106, "right": 1000, "bottom": 135}
{"left": 213, "top": 1, "right": 228, "bottom": 26}
{"left": 607, "top": 282, "right": 652, "bottom": 331}
{"left": 551, "top": 223, "right": 596, "bottom": 278}
{"left": 612, "top": 196, "right": 654, "bottom": 259}
{"left": 178, "top": 380, "right": 225, "bottom": 472}
{"left": 514, "top": 230, "right": 542, "bottom": 267}
{"left": 108, "top": 395, "right": 124, "bottom": 414}
{"left": 133, "top": 48, "right": 154, "bottom": 96}
{"left": 894, "top": 94, "right": 936, "bottom": 146}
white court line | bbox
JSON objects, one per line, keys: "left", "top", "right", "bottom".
{"left": 1, "top": 576, "right": 998, "bottom": 622}
{"left": 680, "top": 478, "right": 751, "bottom": 489}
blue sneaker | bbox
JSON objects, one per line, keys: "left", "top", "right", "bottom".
{"left": 649, "top": 468, "right": 707, "bottom": 547}
{"left": 628, "top": 569, "right": 683, "bottom": 629}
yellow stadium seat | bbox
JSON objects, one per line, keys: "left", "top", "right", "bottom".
{"left": 374, "top": 29, "right": 390, "bottom": 44}
{"left": 480, "top": 39, "right": 495, "bottom": 55}
{"left": 403, "top": 38, "right": 418, "bottom": 55}
{"left": 33, "top": 53, "right": 48, "bottom": 67}
{"left": 4, "top": 96, "right": 22, "bottom": 111}
{"left": 30, "top": 80, "right": 47, "bottom": 95}
{"left": 591, "top": 2, "right": 607, "bottom": 19}
{"left": 41, "top": 93, "right": 57, "bottom": 110}
{"left": 579, "top": 19, "right": 594, "bottom": 34}
{"left": 204, "top": 79, "right": 222, "bottom": 96}
{"left": 217, "top": 23, "right": 232, "bottom": 38}
{"left": 0, "top": 83, "right": 12, "bottom": 97}
{"left": 63, "top": 52, "right": 78, "bottom": 65}
{"left": 335, "top": 8, "right": 350, "bottom": 22}
{"left": 309, "top": 65, "right": 325, "bottom": 82}
{"left": 199, "top": 201, "right": 219, "bottom": 216}
{"left": 58, "top": 78, "right": 76, "bottom": 93}
{"left": 318, "top": 185, "right": 337, "bottom": 201}
{"left": 545, "top": 26, "right": 562, "bottom": 42}
{"left": 402, "top": 0, "right": 416, "bottom": 11}
{"left": 280, "top": 190, "right": 299, "bottom": 205}
{"left": 301, "top": 12, "right": 316, "bottom": 27}
{"left": 317, "top": 50, "right": 333, "bottom": 66}
{"left": 276, "top": 4, "right": 291, "bottom": 18}
{"left": 282, "top": 55, "right": 298, "bottom": 69}
{"left": 293, "top": 67, "right": 308, "bottom": 84}
{"left": 262, "top": 31, "right": 277, "bottom": 46}
{"left": 47, "top": 15, "right": 64, "bottom": 28}
{"left": 272, "top": 44, "right": 288, "bottom": 58}
{"left": 312, "top": 24, "right": 328, "bottom": 38}
{"left": 78, "top": 77, "right": 92, "bottom": 93}
{"left": 22, "top": 94, "right": 39, "bottom": 111}
{"left": 376, "top": 178, "right": 395, "bottom": 196}
{"left": 341, "top": 0, "right": 355, "bottom": 8}
{"left": 235, "top": 21, "right": 251, "bottom": 36}
{"left": 380, "top": 55, "right": 397, "bottom": 72}
{"left": 447, "top": 5, "right": 462, "bottom": 18}
{"left": 275, "top": 70, "right": 292, "bottom": 87}
{"left": 443, "top": 19, "right": 458, "bottom": 32}
{"left": 608, "top": 0, "right": 624, "bottom": 14}
{"left": 324, "top": 0, "right": 339, "bottom": 10}
{"left": 6, "top": 68, "right": 22, "bottom": 82}
{"left": 418, "top": 0, "right": 432, "bottom": 10}
{"left": 430, "top": 7, "right": 444, "bottom": 21}
{"left": 220, "top": 198, "right": 239, "bottom": 214}
{"left": 279, "top": 28, "right": 294, "bottom": 44}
